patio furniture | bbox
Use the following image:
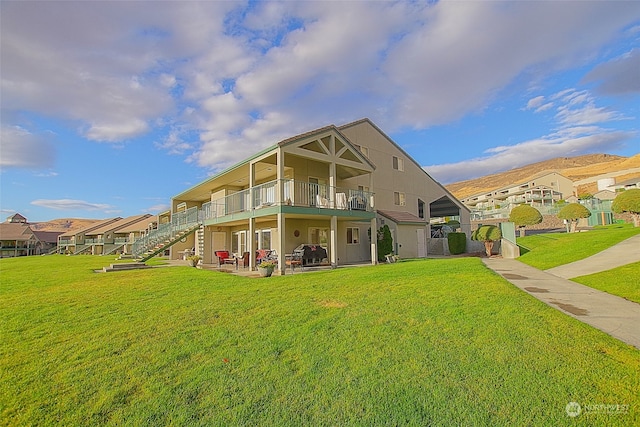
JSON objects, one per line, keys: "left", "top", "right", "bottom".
{"left": 293, "top": 244, "right": 328, "bottom": 266}
{"left": 285, "top": 253, "right": 303, "bottom": 272}
{"left": 214, "top": 250, "right": 236, "bottom": 268}
{"left": 238, "top": 252, "right": 250, "bottom": 269}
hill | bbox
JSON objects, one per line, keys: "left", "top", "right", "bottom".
{"left": 446, "top": 153, "right": 640, "bottom": 200}
{"left": 29, "top": 218, "right": 100, "bottom": 233}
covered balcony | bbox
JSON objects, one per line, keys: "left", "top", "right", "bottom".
{"left": 200, "top": 178, "right": 374, "bottom": 224}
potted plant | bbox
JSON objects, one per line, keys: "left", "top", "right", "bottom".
{"left": 187, "top": 254, "right": 202, "bottom": 267}
{"left": 257, "top": 259, "right": 277, "bottom": 277}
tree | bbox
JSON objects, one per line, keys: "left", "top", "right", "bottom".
{"left": 471, "top": 225, "right": 502, "bottom": 257}
{"left": 509, "top": 205, "right": 543, "bottom": 237}
{"left": 377, "top": 225, "right": 393, "bottom": 262}
{"left": 557, "top": 203, "right": 591, "bottom": 232}
{"left": 612, "top": 188, "right": 640, "bottom": 227}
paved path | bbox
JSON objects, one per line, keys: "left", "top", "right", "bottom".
{"left": 482, "top": 243, "right": 640, "bottom": 350}
{"left": 545, "top": 233, "right": 640, "bottom": 279}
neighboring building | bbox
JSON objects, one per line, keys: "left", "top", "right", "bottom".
{"left": 610, "top": 176, "right": 640, "bottom": 192}
{"left": 0, "top": 222, "right": 39, "bottom": 258}
{"left": 58, "top": 217, "right": 122, "bottom": 254}
{"left": 82, "top": 214, "right": 153, "bottom": 255}
{"left": 110, "top": 214, "right": 159, "bottom": 255}
{"left": 32, "top": 230, "right": 64, "bottom": 254}
{"left": 6, "top": 213, "right": 27, "bottom": 224}
{"left": 0, "top": 214, "right": 61, "bottom": 257}
{"left": 593, "top": 189, "right": 617, "bottom": 201}
{"left": 461, "top": 171, "right": 574, "bottom": 212}
{"left": 143, "top": 118, "right": 469, "bottom": 271}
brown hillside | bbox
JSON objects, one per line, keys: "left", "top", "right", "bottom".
{"left": 30, "top": 218, "right": 99, "bottom": 233}
{"left": 446, "top": 153, "right": 638, "bottom": 199}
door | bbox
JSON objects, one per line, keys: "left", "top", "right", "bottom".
{"left": 417, "top": 228, "right": 426, "bottom": 258}
{"left": 212, "top": 231, "right": 226, "bottom": 252}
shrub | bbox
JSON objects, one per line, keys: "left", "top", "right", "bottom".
{"left": 471, "top": 225, "right": 502, "bottom": 257}
{"left": 612, "top": 188, "right": 640, "bottom": 227}
{"left": 447, "top": 232, "right": 466, "bottom": 255}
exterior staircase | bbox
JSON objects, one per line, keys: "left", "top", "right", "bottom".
{"left": 132, "top": 207, "right": 201, "bottom": 262}
{"left": 74, "top": 245, "right": 92, "bottom": 255}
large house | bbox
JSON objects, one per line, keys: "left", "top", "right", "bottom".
{"left": 0, "top": 214, "right": 61, "bottom": 257}
{"left": 461, "top": 171, "right": 574, "bottom": 213}
{"left": 141, "top": 119, "right": 468, "bottom": 273}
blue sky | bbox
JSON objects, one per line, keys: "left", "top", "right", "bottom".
{"left": 1, "top": 1, "right": 639, "bottom": 222}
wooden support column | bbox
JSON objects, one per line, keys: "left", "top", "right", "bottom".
{"left": 371, "top": 217, "right": 378, "bottom": 265}
{"left": 248, "top": 161, "right": 256, "bottom": 270}
{"left": 330, "top": 215, "right": 338, "bottom": 268}
{"left": 329, "top": 135, "right": 336, "bottom": 208}
{"left": 249, "top": 218, "right": 255, "bottom": 270}
{"left": 277, "top": 149, "right": 286, "bottom": 275}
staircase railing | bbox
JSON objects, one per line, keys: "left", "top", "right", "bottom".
{"left": 132, "top": 207, "right": 200, "bottom": 258}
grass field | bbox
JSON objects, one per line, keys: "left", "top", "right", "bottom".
{"left": 1, "top": 255, "right": 639, "bottom": 426}
{"left": 516, "top": 224, "right": 640, "bottom": 270}
{"left": 571, "top": 261, "right": 640, "bottom": 305}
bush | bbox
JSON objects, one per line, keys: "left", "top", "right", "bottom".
{"left": 447, "top": 232, "right": 466, "bottom": 255}
{"left": 471, "top": 225, "right": 502, "bottom": 257}
{"left": 509, "top": 205, "right": 542, "bottom": 236}
{"left": 557, "top": 203, "right": 591, "bottom": 232}
{"left": 612, "top": 188, "right": 640, "bottom": 227}
{"left": 377, "top": 225, "right": 393, "bottom": 262}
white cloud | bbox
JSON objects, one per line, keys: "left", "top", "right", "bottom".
{"left": 553, "top": 89, "right": 627, "bottom": 127}
{"left": 31, "top": 199, "right": 114, "bottom": 211}
{"left": 526, "top": 96, "right": 546, "bottom": 110}
{"left": 0, "top": 126, "right": 56, "bottom": 169}
{"left": 426, "top": 128, "right": 634, "bottom": 184}
{"left": 146, "top": 203, "right": 170, "bottom": 213}
{"left": 425, "top": 86, "right": 636, "bottom": 183}
{"left": 2, "top": 0, "right": 639, "bottom": 173}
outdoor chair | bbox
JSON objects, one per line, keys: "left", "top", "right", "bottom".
{"left": 285, "top": 253, "right": 303, "bottom": 273}
{"left": 238, "top": 252, "right": 250, "bottom": 269}
{"left": 214, "top": 250, "right": 236, "bottom": 268}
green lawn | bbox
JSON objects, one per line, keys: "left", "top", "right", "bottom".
{"left": 516, "top": 224, "right": 640, "bottom": 270}
{"left": 571, "top": 261, "right": 640, "bottom": 305}
{"left": 1, "top": 256, "right": 639, "bottom": 426}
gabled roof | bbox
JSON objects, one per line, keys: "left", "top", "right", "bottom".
{"left": 339, "top": 118, "right": 470, "bottom": 214}
{"left": 111, "top": 214, "right": 155, "bottom": 234}
{"left": 0, "top": 223, "right": 35, "bottom": 241}
{"left": 378, "top": 210, "right": 426, "bottom": 225}
{"left": 59, "top": 217, "right": 121, "bottom": 238}
{"left": 173, "top": 122, "right": 376, "bottom": 202}
{"left": 85, "top": 214, "right": 152, "bottom": 236}
{"left": 6, "top": 213, "right": 27, "bottom": 223}
{"left": 615, "top": 176, "right": 640, "bottom": 186}
{"left": 32, "top": 230, "right": 64, "bottom": 244}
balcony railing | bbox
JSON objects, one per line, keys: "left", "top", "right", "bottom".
{"left": 132, "top": 206, "right": 200, "bottom": 257}
{"left": 201, "top": 179, "right": 373, "bottom": 221}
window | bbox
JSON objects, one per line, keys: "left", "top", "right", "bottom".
{"left": 418, "top": 199, "right": 425, "bottom": 219}
{"left": 394, "top": 192, "right": 406, "bottom": 206}
{"left": 254, "top": 229, "right": 271, "bottom": 250}
{"left": 354, "top": 144, "right": 369, "bottom": 158}
{"left": 347, "top": 227, "right": 360, "bottom": 244}
{"left": 392, "top": 156, "right": 404, "bottom": 171}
